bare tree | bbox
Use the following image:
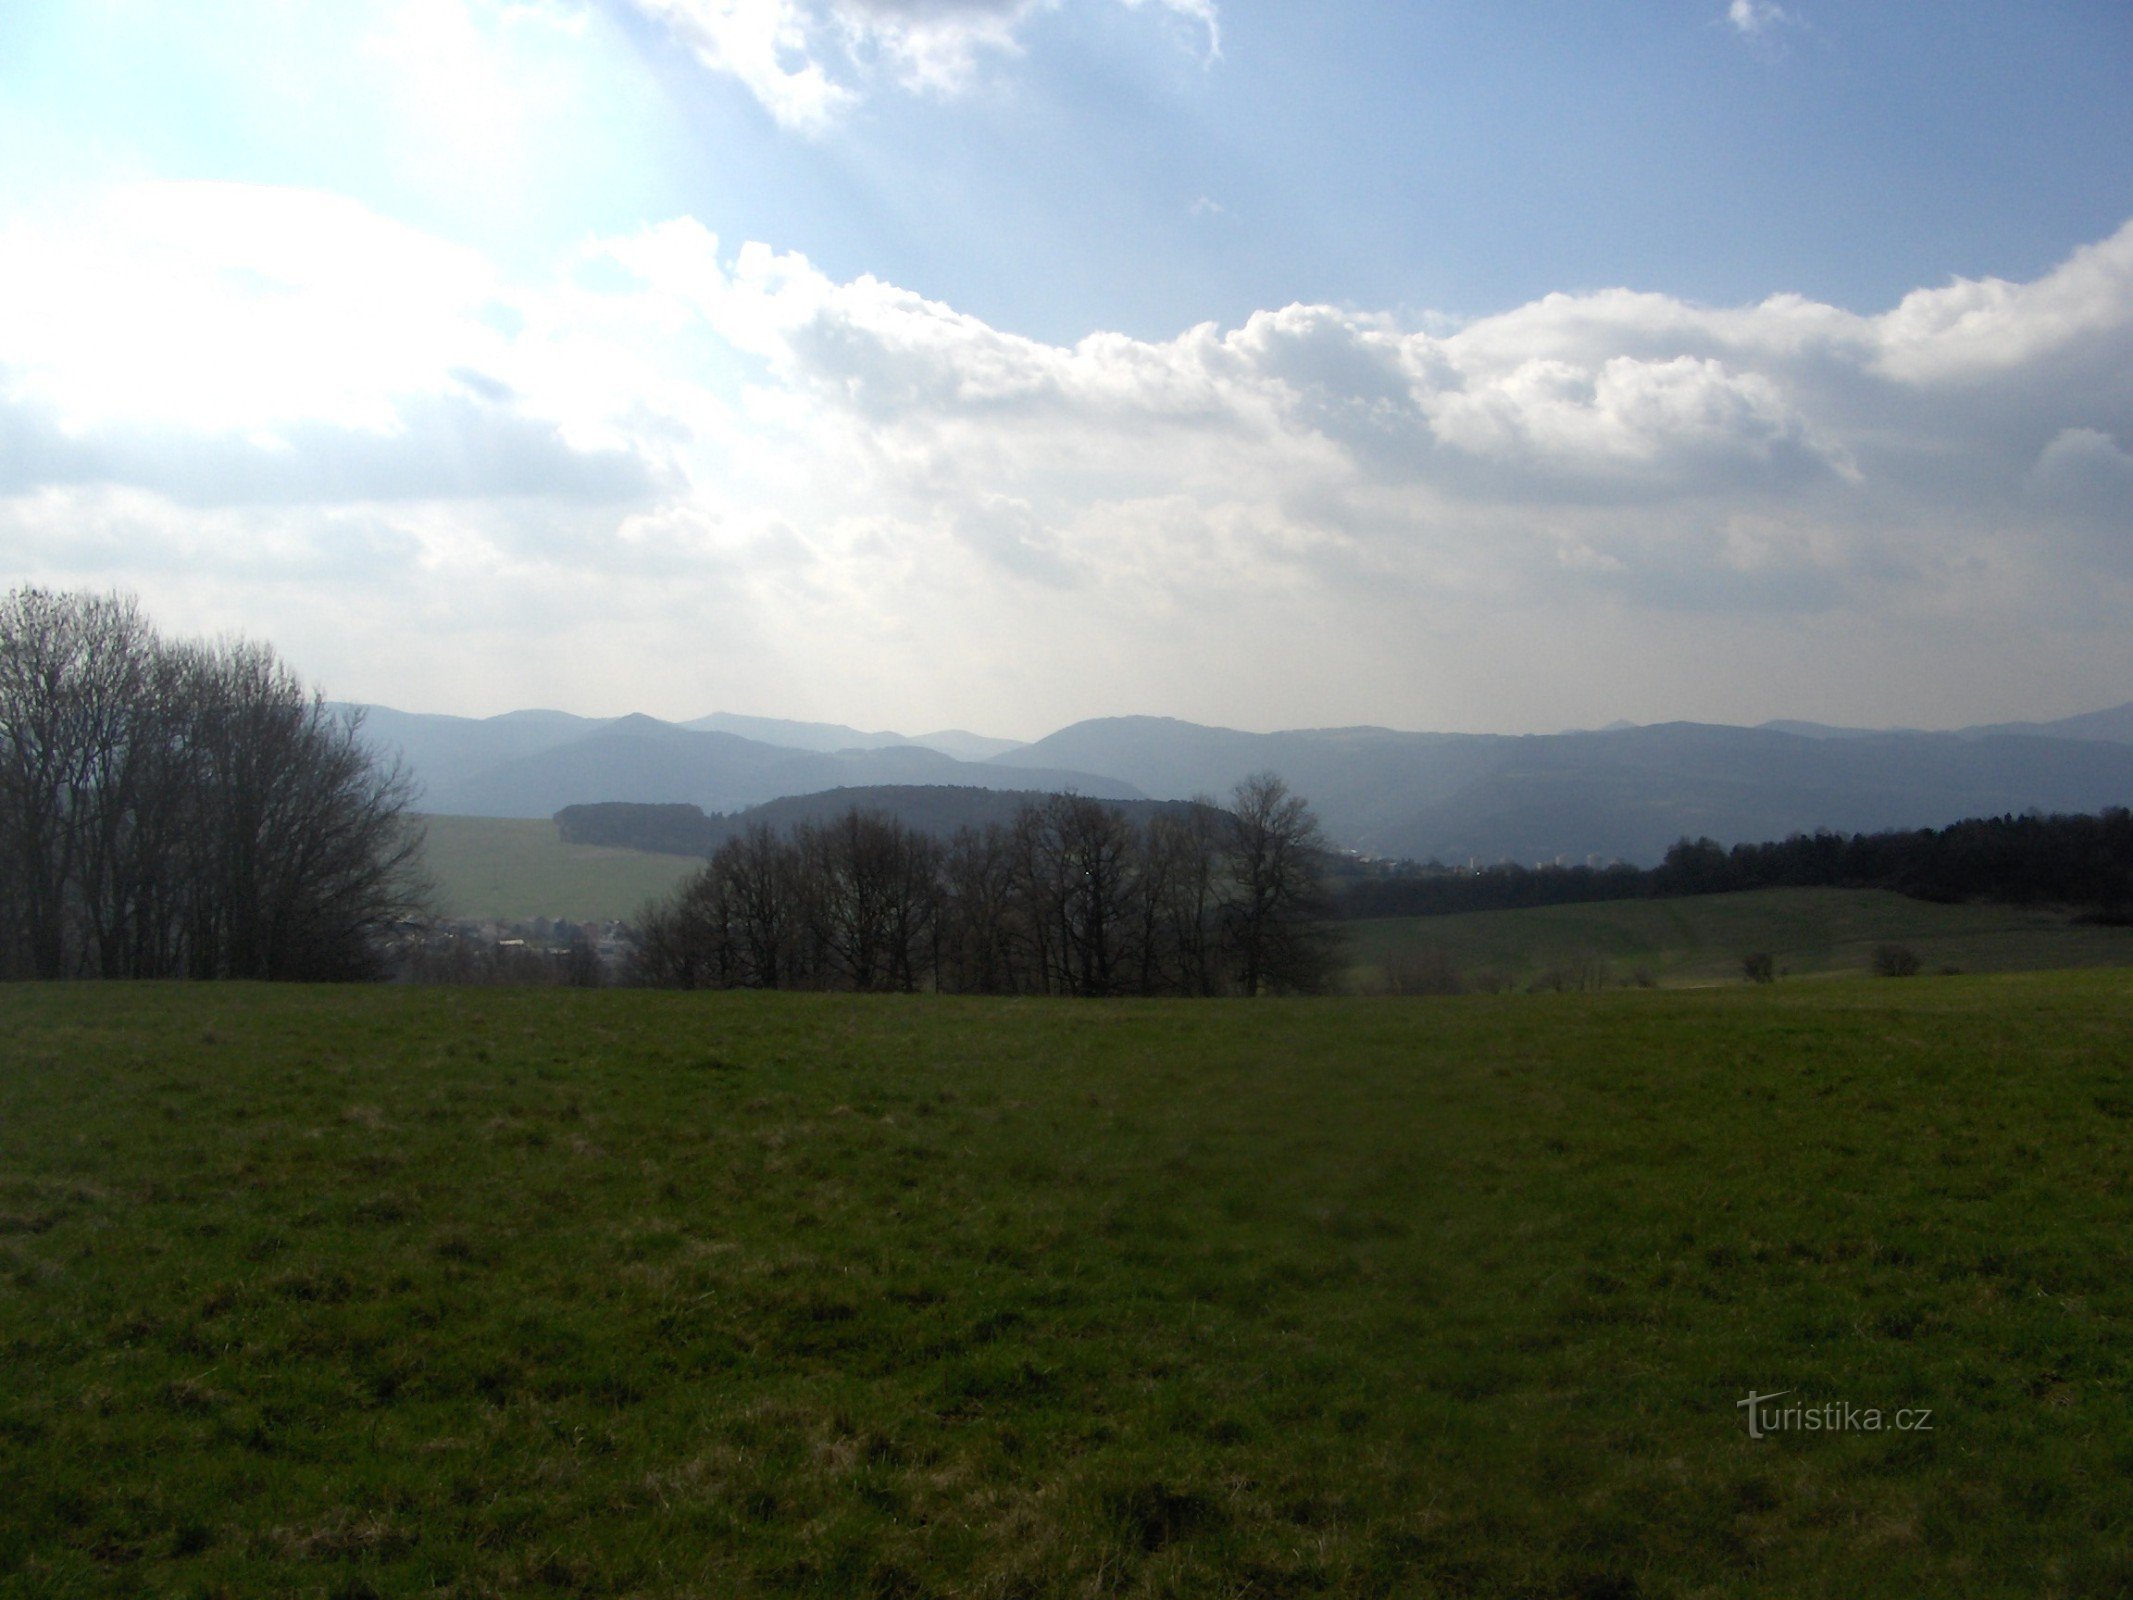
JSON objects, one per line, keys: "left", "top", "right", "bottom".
{"left": 714, "top": 823, "right": 803, "bottom": 988}
{"left": 1145, "top": 800, "right": 1225, "bottom": 995}
{"left": 0, "top": 589, "right": 156, "bottom": 976}
{"left": 0, "top": 587, "right": 427, "bottom": 982}
{"left": 937, "top": 823, "right": 1022, "bottom": 994}
{"left": 630, "top": 867, "right": 733, "bottom": 989}
{"left": 625, "top": 785, "right": 1335, "bottom": 1001}
{"left": 1220, "top": 772, "right": 1338, "bottom": 995}
{"left": 792, "top": 810, "right": 938, "bottom": 992}
{"left": 1043, "top": 793, "right": 1141, "bottom": 996}
{"left": 178, "top": 638, "right": 427, "bottom": 979}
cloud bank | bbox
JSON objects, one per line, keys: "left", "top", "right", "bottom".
{"left": 3, "top": 181, "right": 2131, "bottom": 731}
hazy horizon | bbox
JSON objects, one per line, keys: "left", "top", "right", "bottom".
{"left": 343, "top": 691, "right": 2133, "bottom": 748}
{"left": 5, "top": 3, "right": 2131, "bottom": 739}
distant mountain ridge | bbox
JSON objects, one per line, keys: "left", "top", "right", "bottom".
{"left": 558, "top": 789, "right": 1226, "bottom": 855}
{"left": 353, "top": 698, "right": 2133, "bottom": 867}
{"left": 1757, "top": 705, "right": 2133, "bottom": 744}
{"left": 989, "top": 706, "right": 2133, "bottom": 864}
{"left": 679, "top": 712, "right": 1023, "bottom": 762}
{"left": 344, "top": 705, "right": 1123, "bottom": 821}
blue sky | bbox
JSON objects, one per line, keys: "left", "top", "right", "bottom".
{"left": 3, "top": 1, "right": 2132, "bottom": 736}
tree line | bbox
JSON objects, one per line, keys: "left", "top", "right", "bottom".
{"left": 1335, "top": 808, "right": 2133, "bottom": 921}
{"left": 557, "top": 790, "right": 1231, "bottom": 860}
{"left": 631, "top": 776, "right": 1338, "bottom": 995}
{"left": 0, "top": 588, "right": 427, "bottom": 981}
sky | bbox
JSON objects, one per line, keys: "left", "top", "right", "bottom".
{"left": 2, "top": 1, "right": 2131, "bottom": 739}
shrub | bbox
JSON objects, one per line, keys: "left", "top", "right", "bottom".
{"left": 1379, "top": 945, "right": 1465, "bottom": 996}
{"left": 1528, "top": 953, "right": 1611, "bottom": 994}
{"left": 1871, "top": 943, "right": 1921, "bottom": 978}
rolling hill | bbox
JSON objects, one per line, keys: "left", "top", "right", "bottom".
{"left": 990, "top": 712, "right": 2133, "bottom": 863}
{"left": 358, "top": 698, "right": 2133, "bottom": 866}
{"left": 680, "top": 711, "right": 1024, "bottom": 761}
{"left": 351, "top": 707, "right": 1130, "bottom": 821}
{"left": 557, "top": 787, "right": 1228, "bottom": 855}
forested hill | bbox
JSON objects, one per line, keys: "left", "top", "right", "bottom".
{"left": 557, "top": 788, "right": 1226, "bottom": 855}
{"left": 1335, "top": 808, "right": 2133, "bottom": 920}
{"left": 350, "top": 707, "right": 1130, "bottom": 820}
{"left": 994, "top": 714, "right": 2133, "bottom": 864}
{"left": 371, "top": 695, "right": 2133, "bottom": 865}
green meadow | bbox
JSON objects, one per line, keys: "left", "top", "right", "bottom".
{"left": 415, "top": 815, "right": 702, "bottom": 924}
{"left": 409, "top": 811, "right": 2133, "bottom": 990}
{"left": 1346, "top": 885, "right": 2133, "bottom": 990}
{"left": 3, "top": 977, "right": 2130, "bottom": 1597}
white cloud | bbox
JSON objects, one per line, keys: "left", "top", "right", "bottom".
{"left": 7, "top": 180, "right": 2133, "bottom": 732}
{"left": 2035, "top": 426, "right": 2133, "bottom": 491}
{"left": 0, "top": 183, "right": 674, "bottom": 507}
{"left": 1874, "top": 221, "right": 2133, "bottom": 384}
{"left": 628, "top": 0, "right": 1218, "bottom": 129}
{"left": 0, "top": 184, "right": 499, "bottom": 436}
{"left": 629, "top": 0, "right": 852, "bottom": 130}
{"left": 1726, "top": 1, "right": 1793, "bottom": 40}
{"left": 2031, "top": 427, "right": 2133, "bottom": 561}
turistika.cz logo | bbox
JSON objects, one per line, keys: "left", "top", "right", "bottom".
{"left": 1738, "top": 1390, "right": 1934, "bottom": 1439}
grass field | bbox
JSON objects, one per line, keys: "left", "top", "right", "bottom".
{"left": 3, "top": 978, "right": 2130, "bottom": 1596}
{"left": 410, "top": 813, "right": 2133, "bottom": 990}
{"left": 1345, "top": 886, "right": 2133, "bottom": 990}
{"left": 416, "top": 815, "right": 702, "bottom": 923}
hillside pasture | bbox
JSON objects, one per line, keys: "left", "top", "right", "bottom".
{"left": 1346, "top": 885, "right": 2133, "bottom": 991}
{"left": 1, "top": 978, "right": 2129, "bottom": 1595}
{"left": 416, "top": 813, "right": 702, "bottom": 923}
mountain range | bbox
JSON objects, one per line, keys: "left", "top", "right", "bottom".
{"left": 351, "top": 701, "right": 2133, "bottom": 867}
{"left": 346, "top": 705, "right": 1131, "bottom": 820}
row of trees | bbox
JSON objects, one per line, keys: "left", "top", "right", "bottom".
{"left": 1661, "top": 811, "right": 2133, "bottom": 910}
{"left": 632, "top": 777, "right": 1338, "bottom": 995}
{"left": 1336, "top": 810, "right": 2133, "bottom": 921}
{"left": 0, "top": 587, "right": 427, "bottom": 981}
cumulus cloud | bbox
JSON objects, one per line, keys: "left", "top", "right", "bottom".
{"left": 1874, "top": 221, "right": 2133, "bottom": 383}
{"left": 7, "top": 179, "right": 2133, "bottom": 731}
{"left": 629, "top": 0, "right": 1217, "bottom": 129}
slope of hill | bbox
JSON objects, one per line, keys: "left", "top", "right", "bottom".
{"left": 1378, "top": 725, "right": 2133, "bottom": 865}
{"left": 558, "top": 787, "right": 1225, "bottom": 854}
{"left": 344, "top": 704, "right": 610, "bottom": 796}
{"left": 362, "top": 700, "right": 2133, "bottom": 864}
{"left": 356, "top": 707, "right": 1128, "bottom": 820}
{"left": 1758, "top": 701, "right": 2133, "bottom": 745}
{"left": 8, "top": 979, "right": 2130, "bottom": 1594}
{"left": 417, "top": 814, "right": 701, "bottom": 922}
{"left": 1966, "top": 701, "right": 2133, "bottom": 744}
{"left": 907, "top": 727, "right": 1027, "bottom": 762}
{"left": 996, "top": 715, "right": 2133, "bottom": 863}
{"left": 679, "top": 711, "right": 908, "bottom": 752}
{"left": 679, "top": 711, "right": 1025, "bottom": 762}
{"left": 678, "top": 712, "right": 1019, "bottom": 763}
{"left": 990, "top": 716, "right": 1507, "bottom": 845}
{"left": 1346, "top": 885, "right": 2133, "bottom": 990}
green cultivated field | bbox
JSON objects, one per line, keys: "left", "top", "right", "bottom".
{"left": 3, "top": 979, "right": 2130, "bottom": 1596}
{"left": 1348, "top": 885, "right": 2133, "bottom": 990}
{"left": 416, "top": 814, "right": 702, "bottom": 923}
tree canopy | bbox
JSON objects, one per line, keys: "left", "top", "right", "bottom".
{"left": 0, "top": 587, "right": 427, "bottom": 981}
